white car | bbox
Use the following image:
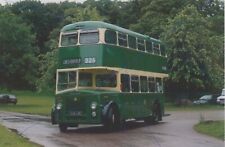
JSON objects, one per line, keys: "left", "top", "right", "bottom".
{"left": 217, "top": 89, "right": 225, "bottom": 105}
{"left": 193, "top": 95, "right": 212, "bottom": 104}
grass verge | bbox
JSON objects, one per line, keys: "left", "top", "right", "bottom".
{"left": 0, "top": 90, "right": 54, "bottom": 116}
{"left": 0, "top": 124, "right": 41, "bottom": 147}
{"left": 194, "top": 120, "right": 224, "bottom": 140}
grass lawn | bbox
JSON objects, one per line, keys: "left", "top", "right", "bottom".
{"left": 0, "top": 90, "right": 54, "bottom": 116}
{"left": 0, "top": 124, "right": 40, "bottom": 147}
{"left": 165, "top": 103, "right": 224, "bottom": 111}
{"left": 194, "top": 120, "right": 224, "bottom": 140}
{"left": 0, "top": 90, "right": 224, "bottom": 116}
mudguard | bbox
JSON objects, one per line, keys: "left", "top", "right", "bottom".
{"left": 102, "top": 101, "right": 114, "bottom": 118}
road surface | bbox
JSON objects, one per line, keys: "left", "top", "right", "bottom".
{"left": 0, "top": 110, "right": 224, "bottom": 147}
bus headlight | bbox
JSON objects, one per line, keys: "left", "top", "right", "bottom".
{"left": 92, "top": 112, "right": 97, "bottom": 117}
{"left": 56, "top": 103, "right": 62, "bottom": 110}
{"left": 91, "top": 102, "right": 97, "bottom": 110}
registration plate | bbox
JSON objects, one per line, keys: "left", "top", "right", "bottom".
{"left": 69, "top": 111, "right": 82, "bottom": 116}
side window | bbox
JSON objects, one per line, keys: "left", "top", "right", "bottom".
{"left": 61, "top": 33, "right": 78, "bottom": 46}
{"left": 105, "top": 30, "right": 117, "bottom": 45}
{"left": 118, "top": 33, "right": 128, "bottom": 47}
{"left": 131, "top": 76, "right": 139, "bottom": 92}
{"left": 153, "top": 43, "right": 160, "bottom": 55}
{"left": 148, "top": 77, "right": 155, "bottom": 92}
{"left": 137, "top": 39, "right": 145, "bottom": 51}
{"left": 121, "top": 74, "right": 130, "bottom": 92}
{"left": 80, "top": 30, "right": 99, "bottom": 44}
{"left": 140, "top": 76, "right": 148, "bottom": 92}
{"left": 156, "top": 78, "right": 163, "bottom": 93}
{"left": 128, "top": 35, "right": 136, "bottom": 49}
{"left": 146, "top": 40, "right": 153, "bottom": 53}
{"left": 161, "top": 44, "right": 166, "bottom": 56}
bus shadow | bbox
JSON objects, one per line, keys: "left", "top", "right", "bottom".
{"left": 66, "top": 121, "right": 166, "bottom": 134}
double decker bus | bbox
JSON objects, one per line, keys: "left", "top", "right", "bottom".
{"left": 51, "top": 21, "right": 168, "bottom": 132}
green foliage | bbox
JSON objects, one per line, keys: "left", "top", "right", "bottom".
{"left": 130, "top": 0, "right": 189, "bottom": 38}
{"left": 162, "top": 5, "right": 223, "bottom": 96}
{"left": 10, "top": 0, "right": 64, "bottom": 53}
{"left": 0, "top": 0, "right": 223, "bottom": 95}
{"left": 0, "top": 11, "right": 38, "bottom": 90}
{"left": 64, "top": 5, "right": 104, "bottom": 24}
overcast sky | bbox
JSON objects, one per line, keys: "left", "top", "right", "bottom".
{"left": 0, "top": 0, "right": 128, "bottom": 5}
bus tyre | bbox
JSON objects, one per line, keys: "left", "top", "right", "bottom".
{"left": 145, "top": 102, "right": 162, "bottom": 124}
{"left": 59, "top": 124, "right": 68, "bottom": 132}
{"left": 104, "top": 105, "right": 120, "bottom": 130}
{"left": 51, "top": 110, "right": 56, "bottom": 125}
{"left": 152, "top": 102, "right": 162, "bottom": 122}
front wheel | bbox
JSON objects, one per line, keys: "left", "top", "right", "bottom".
{"left": 59, "top": 124, "right": 68, "bottom": 132}
{"left": 103, "top": 105, "right": 120, "bottom": 130}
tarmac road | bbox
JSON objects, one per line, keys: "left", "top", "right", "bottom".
{"left": 0, "top": 110, "right": 224, "bottom": 147}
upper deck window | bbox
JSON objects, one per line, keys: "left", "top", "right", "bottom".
{"left": 161, "top": 45, "right": 166, "bottom": 56}
{"left": 96, "top": 73, "right": 117, "bottom": 87}
{"left": 80, "top": 30, "right": 99, "bottom": 44}
{"left": 153, "top": 43, "right": 161, "bottom": 55}
{"left": 118, "top": 33, "right": 128, "bottom": 47}
{"left": 128, "top": 35, "right": 136, "bottom": 49}
{"left": 105, "top": 30, "right": 117, "bottom": 45}
{"left": 146, "top": 41, "right": 153, "bottom": 53}
{"left": 137, "top": 39, "right": 145, "bottom": 51}
{"left": 61, "top": 33, "right": 78, "bottom": 46}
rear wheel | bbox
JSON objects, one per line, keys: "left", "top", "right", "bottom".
{"left": 144, "top": 102, "right": 162, "bottom": 124}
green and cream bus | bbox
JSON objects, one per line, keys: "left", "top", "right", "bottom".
{"left": 51, "top": 21, "right": 168, "bottom": 132}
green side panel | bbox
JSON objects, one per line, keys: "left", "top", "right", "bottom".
{"left": 118, "top": 93, "right": 165, "bottom": 119}
{"left": 55, "top": 90, "right": 165, "bottom": 125}
{"left": 102, "top": 45, "right": 167, "bottom": 73}
{"left": 58, "top": 44, "right": 167, "bottom": 73}
{"left": 58, "top": 45, "right": 103, "bottom": 69}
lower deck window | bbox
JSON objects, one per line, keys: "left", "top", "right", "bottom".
{"left": 156, "top": 78, "right": 163, "bottom": 93}
{"left": 79, "top": 72, "right": 92, "bottom": 87}
{"left": 148, "top": 77, "right": 155, "bottom": 92}
{"left": 131, "top": 76, "right": 139, "bottom": 92}
{"left": 121, "top": 74, "right": 130, "bottom": 92}
{"left": 57, "top": 71, "right": 77, "bottom": 91}
{"left": 96, "top": 73, "right": 117, "bottom": 87}
{"left": 140, "top": 76, "right": 148, "bottom": 92}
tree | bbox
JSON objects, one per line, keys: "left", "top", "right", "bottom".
{"left": 130, "top": 0, "right": 189, "bottom": 38}
{"left": 0, "top": 12, "right": 39, "bottom": 90}
{"left": 37, "top": 5, "right": 104, "bottom": 92}
{"left": 11, "top": 0, "right": 64, "bottom": 53}
{"left": 162, "top": 5, "right": 223, "bottom": 98}
{"left": 63, "top": 5, "right": 104, "bottom": 24}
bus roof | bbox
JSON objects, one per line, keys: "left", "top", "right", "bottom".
{"left": 61, "top": 21, "right": 161, "bottom": 43}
